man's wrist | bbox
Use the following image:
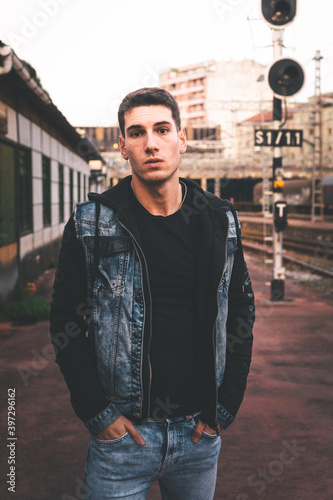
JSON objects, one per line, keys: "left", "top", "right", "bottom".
{"left": 209, "top": 423, "right": 222, "bottom": 434}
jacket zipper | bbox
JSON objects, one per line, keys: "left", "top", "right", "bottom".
{"left": 118, "top": 220, "right": 153, "bottom": 419}
{"left": 212, "top": 213, "right": 229, "bottom": 424}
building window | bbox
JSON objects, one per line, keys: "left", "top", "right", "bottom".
{"left": 58, "top": 163, "right": 64, "bottom": 223}
{"left": 42, "top": 156, "right": 51, "bottom": 227}
{"left": 77, "top": 171, "right": 81, "bottom": 202}
{"left": 69, "top": 168, "right": 74, "bottom": 212}
{"left": 84, "top": 174, "right": 87, "bottom": 200}
{"left": 19, "top": 148, "right": 33, "bottom": 235}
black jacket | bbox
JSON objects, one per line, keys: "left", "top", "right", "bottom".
{"left": 50, "top": 176, "right": 255, "bottom": 431}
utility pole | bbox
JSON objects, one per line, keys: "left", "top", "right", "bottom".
{"left": 311, "top": 50, "right": 323, "bottom": 222}
{"left": 260, "top": 0, "right": 304, "bottom": 301}
{"left": 271, "top": 30, "right": 285, "bottom": 300}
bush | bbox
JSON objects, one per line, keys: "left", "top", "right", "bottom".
{"left": 1, "top": 287, "right": 50, "bottom": 324}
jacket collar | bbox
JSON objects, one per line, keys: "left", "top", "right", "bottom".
{"left": 88, "top": 175, "right": 233, "bottom": 214}
{"left": 87, "top": 174, "right": 233, "bottom": 251}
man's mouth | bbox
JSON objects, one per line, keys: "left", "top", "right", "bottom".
{"left": 144, "top": 158, "right": 163, "bottom": 165}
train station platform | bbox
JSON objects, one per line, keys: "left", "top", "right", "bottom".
{"left": 0, "top": 257, "right": 332, "bottom": 499}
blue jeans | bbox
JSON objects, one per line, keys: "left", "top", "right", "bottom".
{"left": 83, "top": 413, "right": 221, "bottom": 499}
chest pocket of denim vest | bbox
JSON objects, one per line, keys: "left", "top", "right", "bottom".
{"left": 86, "top": 236, "right": 131, "bottom": 293}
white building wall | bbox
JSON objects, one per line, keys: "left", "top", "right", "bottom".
{"left": 41, "top": 130, "right": 51, "bottom": 156}
{"left": 6, "top": 107, "right": 17, "bottom": 142}
{"left": 32, "top": 123, "right": 42, "bottom": 151}
{"left": 0, "top": 103, "right": 90, "bottom": 261}
{"left": 18, "top": 114, "right": 31, "bottom": 147}
{"left": 51, "top": 137, "right": 59, "bottom": 161}
{"left": 20, "top": 233, "right": 34, "bottom": 261}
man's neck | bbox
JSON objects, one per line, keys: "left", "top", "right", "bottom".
{"left": 131, "top": 176, "right": 183, "bottom": 217}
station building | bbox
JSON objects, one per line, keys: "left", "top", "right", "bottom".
{"left": 0, "top": 44, "right": 102, "bottom": 307}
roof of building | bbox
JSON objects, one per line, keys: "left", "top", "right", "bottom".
{"left": 160, "top": 60, "right": 216, "bottom": 75}
{"left": 242, "top": 109, "right": 294, "bottom": 124}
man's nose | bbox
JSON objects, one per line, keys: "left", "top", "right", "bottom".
{"left": 145, "top": 132, "right": 159, "bottom": 152}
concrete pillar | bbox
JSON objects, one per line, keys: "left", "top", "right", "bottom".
{"left": 201, "top": 177, "right": 207, "bottom": 192}
{"left": 214, "top": 177, "right": 220, "bottom": 197}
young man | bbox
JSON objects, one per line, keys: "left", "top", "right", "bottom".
{"left": 50, "top": 87, "right": 255, "bottom": 500}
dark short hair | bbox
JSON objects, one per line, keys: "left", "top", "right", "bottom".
{"left": 118, "top": 87, "right": 181, "bottom": 136}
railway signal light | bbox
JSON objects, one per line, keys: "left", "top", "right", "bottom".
{"left": 273, "top": 164, "right": 284, "bottom": 193}
{"left": 268, "top": 58, "right": 304, "bottom": 98}
{"left": 261, "top": 0, "right": 297, "bottom": 29}
{"left": 274, "top": 201, "right": 288, "bottom": 232}
{"left": 274, "top": 179, "right": 284, "bottom": 190}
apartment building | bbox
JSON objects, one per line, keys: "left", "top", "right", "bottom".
{"left": 159, "top": 59, "right": 272, "bottom": 161}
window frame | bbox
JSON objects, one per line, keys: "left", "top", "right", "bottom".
{"left": 42, "top": 155, "right": 51, "bottom": 227}
{"left": 69, "top": 167, "right": 74, "bottom": 213}
{"left": 18, "top": 147, "right": 33, "bottom": 236}
{"left": 58, "top": 163, "right": 64, "bottom": 223}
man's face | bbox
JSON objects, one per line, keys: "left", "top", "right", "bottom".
{"left": 119, "top": 105, "right": 186, "bottom": 185}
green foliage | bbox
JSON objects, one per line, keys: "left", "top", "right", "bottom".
{"left": 1, "top": 287, "right": 50, "bottom": 324}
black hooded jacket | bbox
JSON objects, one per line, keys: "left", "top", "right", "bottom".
{"left": 50, "top": 176, "right": 255, "bottom": 431}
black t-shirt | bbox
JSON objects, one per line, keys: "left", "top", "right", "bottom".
{"left": 131, "top": 183, "right": 200, "bottom": 419}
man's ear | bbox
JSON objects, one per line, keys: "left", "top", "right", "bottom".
{"left": 119, "top": 135, "right": 128, "bottom": 160}
{"left": 179, "top": 128, "right": 187, "bottom": 154}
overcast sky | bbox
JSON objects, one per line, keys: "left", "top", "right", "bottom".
{"left": 1, "top": 0, "right": 332, "bottom": 126}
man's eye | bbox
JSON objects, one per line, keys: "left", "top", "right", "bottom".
{"left": 159, "top": 128, "right": 169, "bottom": 134}
{"left": 131, "top": 131, "right": 142, "bottom": 137}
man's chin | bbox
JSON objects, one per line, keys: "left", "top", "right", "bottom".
{"left": 134, "top": 170, "right": 179, "bottom": 185}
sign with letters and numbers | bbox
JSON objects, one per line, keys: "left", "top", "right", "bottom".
{"left": 254, "top": 129, "right": 303, "bottom": 147}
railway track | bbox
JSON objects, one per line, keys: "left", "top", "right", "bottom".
{"left": 242, "top": 231, "right": 333, "bottom": 260}
{"left": 242, "top": 241, "right": 333, "bottom": 279}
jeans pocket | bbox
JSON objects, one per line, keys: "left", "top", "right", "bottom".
{"left": 191, "top": 415, "right": 219, "bottom": 439}
{"left": 201, "top": 430, "right": 219, "bottom": 439}
{"left": 93, "top": 431, "right": 130, "bottom": 446}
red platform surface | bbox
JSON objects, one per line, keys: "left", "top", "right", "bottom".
{"left": 0, "top": 257, "right": 332, "bottom": 499}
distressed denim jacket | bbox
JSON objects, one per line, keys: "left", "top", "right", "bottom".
{"left": 50, "top": 176, "right": 255, "bottom": 435}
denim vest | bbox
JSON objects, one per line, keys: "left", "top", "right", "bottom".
{"left": 74, "top": 200, "right": 237, "bottom": 431}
